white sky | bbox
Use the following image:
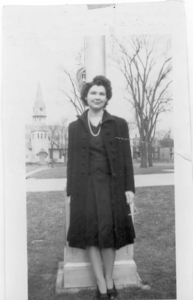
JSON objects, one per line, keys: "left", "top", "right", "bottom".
{"left": 3, "top": 5, "right": 173, "bottom": 138}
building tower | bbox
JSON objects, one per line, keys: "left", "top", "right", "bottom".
{"left": 33, "top": 82, "right": 46, "bottom": 125}
{"left": 31, "top": 83, "right": 49, "bottom": 164}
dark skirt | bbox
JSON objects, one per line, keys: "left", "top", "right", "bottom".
{"left": 86, "top": 169, "right": 116, "bottom": 249}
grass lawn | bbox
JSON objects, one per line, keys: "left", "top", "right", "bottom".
{"left": 28, "top": 163, "right": 174, "bottom": 179}
{"left": 134, "top": 164, "right": 174, "bottom": 175}
{"left": 28, "top": 166, "right": 67, "bottom": 179}
{"left": 27, "top": 186, "right": 176, "bottom": 300}
{"left": 26, "top": 164, "right": 44, "bottom": 173}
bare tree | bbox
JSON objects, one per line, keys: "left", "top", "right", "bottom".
{"left": 58, "top": 49, "right": 85, "bottom": 116}
{"left": 156, "top": 129, "right": 171, "bottom": 141}
{"left": 47, "top": 125, "right": 59, "bottom": 168}
{"left": 113, "top": 35, "right": 172, "bottom": 167}
{"left": 55, "top": 118, "right": 68, "bottom": 163}
{"left": 127, "top": 120, "right": 137, "bottom": 136}
{"left": 59, "top": 69, "right": 85, "bottom": 116}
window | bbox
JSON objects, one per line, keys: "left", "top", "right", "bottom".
{"left": 155, "top": 153, "right": 158, "bottom": 159}
{"left": 41, "top": 133, "right": 43, "bottom": 139}
{"left": 155, "top": 147, "right": 158, "bottom": 152}
{"left": 37, "top": 133, "right": 39, "bottom": 138}
{"left": 45, "top": 133, "right": 46, "bottom": 139}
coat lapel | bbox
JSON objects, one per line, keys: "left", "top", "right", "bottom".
{"left": 102, "top": 110, "right": 116, "bottom": 124}
{"left": 77, "top": 110, "right": 89, "bottom": 130}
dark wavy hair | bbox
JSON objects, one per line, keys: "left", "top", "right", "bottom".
{"left": 80, "top": 75, "right": 112, "bottom": 107}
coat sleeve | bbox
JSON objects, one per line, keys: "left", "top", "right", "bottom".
{"left": 66, "top": 122, "right": 74, "bottom": 196}
{"left": 121, "top": 120, "right": 135, "bottom": 193}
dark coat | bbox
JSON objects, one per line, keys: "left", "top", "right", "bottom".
{"left": 66, "top": 109, "right": 135, "bottom": 250}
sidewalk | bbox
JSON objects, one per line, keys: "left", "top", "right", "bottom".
{"left": 26, "top": 166, "right": 49, "bottom": 178}
{"left": 26, "top": 173, "right": 174, "bottom": 192}
{"left": 134, "top": 173, "right": 174, "bottom": 187}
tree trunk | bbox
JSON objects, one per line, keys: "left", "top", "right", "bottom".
{"left": 148, "top": 142, "right": 153, "bottom": 167}
{"left": 65, "top": 146, "right": 68, "bottom": 164}
{"left": 63, "top": 148, "right": 66, "bottom": 163}
{"left": 140, "top": 141, "right": 147, "bottom": 168}
{"left": 50, "top": 147, "right": 54, "bottom": 168}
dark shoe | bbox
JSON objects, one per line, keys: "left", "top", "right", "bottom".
{"left": 96, "top": 285, "right": 109, "bottom": 299}
{"left": 107, "top": 282, "right": 118, "bottom": 299}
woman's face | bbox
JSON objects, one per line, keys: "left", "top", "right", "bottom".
{"left": 86, "top": 85, "right": 107, "bottom": 110}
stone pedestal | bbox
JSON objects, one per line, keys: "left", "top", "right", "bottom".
{"left": 55, "top": 194, "right": 140, "bottom": 294}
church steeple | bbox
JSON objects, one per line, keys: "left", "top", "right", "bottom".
{"left": 33, "top": 83, "right": 46, "bottom": 124}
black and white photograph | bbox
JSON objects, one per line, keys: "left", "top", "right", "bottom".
{"left": 2, "top": 2, "right": 193, "bottom": 300}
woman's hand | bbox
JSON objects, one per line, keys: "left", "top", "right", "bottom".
{"left": 125, "top": 191, "right": 135, "bottom": 205}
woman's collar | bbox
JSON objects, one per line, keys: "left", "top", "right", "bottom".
{"left": 77, "top": 109, "right": 115, "bottom": 123}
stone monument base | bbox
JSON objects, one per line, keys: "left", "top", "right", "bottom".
{"left": 55, "top": 259, "right": 141, "bottom": 294}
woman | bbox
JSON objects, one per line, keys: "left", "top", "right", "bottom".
{"left": 66, "top": 75, "right": 135, "bottom": 299}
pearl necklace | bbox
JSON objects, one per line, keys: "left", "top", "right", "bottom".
{"left": 87, "top": 113, "right": 102, "bottom": 137}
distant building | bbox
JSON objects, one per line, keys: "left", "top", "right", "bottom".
{"left": 132, "top": 134, "right": 141, "bottom": 159}
{"left": 131, "top": 134, "right": 174, "bottom": 162}
{"left": 25, "top": 84, "right": 66, "bottom": 164}
{"left": 132, "top": 134, "right": 160, "bottom": 161}
{"left": 159, "top": 137, "right": 174, "bottom": 162}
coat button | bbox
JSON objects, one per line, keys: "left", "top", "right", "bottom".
{"left": 82, "top": 134, "right": 87, "bottom": 141}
